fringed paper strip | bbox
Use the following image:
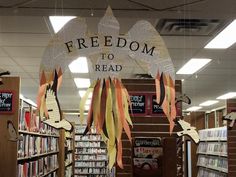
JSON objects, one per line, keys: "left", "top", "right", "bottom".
{"left": 155, "top": 72, "right": 176, "bottom": 133}
{"left": 80, "top": 78, "right": 132, "bottom": 169}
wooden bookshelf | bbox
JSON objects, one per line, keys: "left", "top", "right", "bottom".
{"left": 0, "top": 77, "right": 20, "bottom": 177}
{"left": 58, "top": 122, "right": 75, "bottom": 177}
{"left": 0, "top": 77, "right": 70, "bottom": 177}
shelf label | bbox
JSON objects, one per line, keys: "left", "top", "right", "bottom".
{"left": 0, "top": 91, "right": 14, "bottom": 114}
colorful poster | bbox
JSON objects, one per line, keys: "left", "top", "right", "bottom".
{"left": 133, "top": 137, "right": 162, "bottom": 177}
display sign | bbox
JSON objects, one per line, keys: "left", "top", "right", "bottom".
{"left": 133, "top": 137, "right": 162, "bottom": 177}
{"left": 0, "top": 91, "right": 14, "bottom": 114}
{"left": 134, "top": 137, "right": 161, "bottom": 147}
{"left": 151, "top": 94, "right": 164, "bottom": 115}
{"left": 129, "top": 93, "right": 147, "bottom": 116}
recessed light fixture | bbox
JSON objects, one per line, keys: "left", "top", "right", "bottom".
{"left": 74, "top": 78, "right": 91, "bottom": 88}
{"left": 176, "top": 58, "right": 212, "bottom": 75}
{"left": 205, "top": 19, "right": 236, "bottom": 49}
{"left": 49, "top": 16, "right": 76, "bottom": 33}
{"left": 186, "top": 106, "right": 202, "bottom": 111}
{"left": 69, "top": 57, "right": 89, "bottom": 73}
{"left": 199, "top": 100, "right": 219, "bottom": 106}
{"left": 78, "top": 90, "right": 92, "bottom": 98}
{"left": 217, "top": 92, "right": 236, "bottom": 99}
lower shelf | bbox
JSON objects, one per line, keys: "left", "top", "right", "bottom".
{"left": 197, "top": 164, "right": 228, "bottom": 173}
{"left": 41, "top": 167, "right": 59, "bottom": 177}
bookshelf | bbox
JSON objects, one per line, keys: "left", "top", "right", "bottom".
{"left": 58, "top": 122, "right": 75, "bottom": 177}
{"left": 17, "top": 99, "right": 59, "bottom": 177}
{"left": 197, "top": 127, "right": 228, "bottom": 177}
{"left": 74, "top": 125, "right": 109, "bottom": 177}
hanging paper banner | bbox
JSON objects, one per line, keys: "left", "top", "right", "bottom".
{"left": 38, "top": 6, "right": 176, "bottom": 169}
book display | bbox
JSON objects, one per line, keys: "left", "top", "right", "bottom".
{"left": 74, "top": 125, "right": 109, "bottom": 177}
{"left": 18, "top": 99, "right": 59, "bottom": 177}
{"left": 197, "top": 127, "right": 228, "bottom": 176}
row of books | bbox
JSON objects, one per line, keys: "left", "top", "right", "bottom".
{"left": 65, "top": 165, "right": 73, "bottom": 177}
{"left": 75, "top": 154, "right": 107, "bottom": 161}
{"left": 66, "top": 139, "right": 73, "bottom": 150}
{"left": 18, "top": 154, "right": 58, "bottom": 177}
{"left": 75, "top": 141, "right": 104, "bottom": 148}
{"left": 19, "top": 108, "right": 59, "bottom": 136}
{"left": 18, "top": 135, "right": 58, "bottom": 158}
{"left": 65, "top": 152, "right": 73, "bottom": 166}
{"left": 75, "top": 148, "right": 107, "bottom": 154}
{"left": 197, "top": 155, "right": 228, "bottom": 172}
{"left": 75, "top": 168, "right": 107, "bottom": 174}
{"left": 75, "top": 135, "right": 102, "bottom": 141}
{"left": 75, "top": 126, "right": 97, "bottom": 134}
{"left": 198, "top": 167, "right": 227, "bottom": 177}
{"left": 199, "top": 127, "right": 227, "bottom": 141}
{"left": 75, "top": 161, "right": 106, "bottom": 167}
{"left": 197, "top": 142, "right": 227, "bottom": 156}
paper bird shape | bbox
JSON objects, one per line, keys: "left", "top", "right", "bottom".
{"left": 177, "top": 119, "right": 199, "bottom": 144}
{"left": 43, "top": 71, "right": 72, "bottom": 131}
{"left": 7, "top": 120, "right": 23, "bottom": 142}
{"left": 175, "top": 94, "right": 191, "bottom": 105}
{"left": 223, "top": 112, "right": 236, "bottom": 128}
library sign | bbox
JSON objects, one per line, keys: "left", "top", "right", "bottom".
{"left": 64, "top": 36, "right": 155, "bottom": 74}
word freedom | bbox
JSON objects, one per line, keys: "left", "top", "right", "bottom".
{"left": 64, "top": 36, "right": 156, "bottom": 56}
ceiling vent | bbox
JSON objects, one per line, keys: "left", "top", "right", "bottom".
{"left": 156, "top": 19, "right": 224, "bottom": 36}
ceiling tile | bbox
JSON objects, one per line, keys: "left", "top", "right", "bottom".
{"left": 0, "top": 47, "right": 9, "bottom": 56}
{"left": 21, "top": 65, "right": 40, "bottom": 73}
{"left": 3, "top": 46, "right": 45, "bottom": 57}
{"left": 0, "top": 33, "right": 50, "bottom": 47}
{"left": 0, "top": 65, "right": 24, "bottom": 72}
{"left": 0, "top": 16, "right": 49, "bottom": 33}
{"left": 12, "top": 57, "right": 41, "bottom": 66}
{"left": 0, "top": 57, "right": 17, "bottom": 65}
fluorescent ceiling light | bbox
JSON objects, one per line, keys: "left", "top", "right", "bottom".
{"left": 217, "top": 92, "right": 236, "bottom": 99}
{"left": 78, "top": 90, "right": 92, "bottom": 98}
{"left": 49, "top": 16, "right": 76, "bottom": 33}
{"left": 205, "top": 19, "right": 236, "bottom": 49}
{"left": 186, "top": 106, "right": 202, "bottom": 111}
{"left": 69, "top": 57, "right": 88, "bottom": 73}
{"left": 176, "top": 58, "right": 212, "bottom": 75}
{"left": 199, "top": 100, "right": 219, "bottom": 106}
{"left": 74, "top": 78, "right": 91, "bottom": 88}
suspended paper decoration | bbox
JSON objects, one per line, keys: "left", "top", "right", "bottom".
{"left": 175, "top": 94, "right": 191, "bottom": 105}
{"left": 223, "top": 112, "right": 236, "bottom": 128}
{"left": 7, "top": 120, "right": 23, "bottom": 142}
{"left": 176, "top": 120, "right": 200, "bottom": 144}
{"left": 39, "top": 70, "right": 72, "bottom": 131}
{"left": 38, "top": 6, "right": 176, "bottom": 169}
